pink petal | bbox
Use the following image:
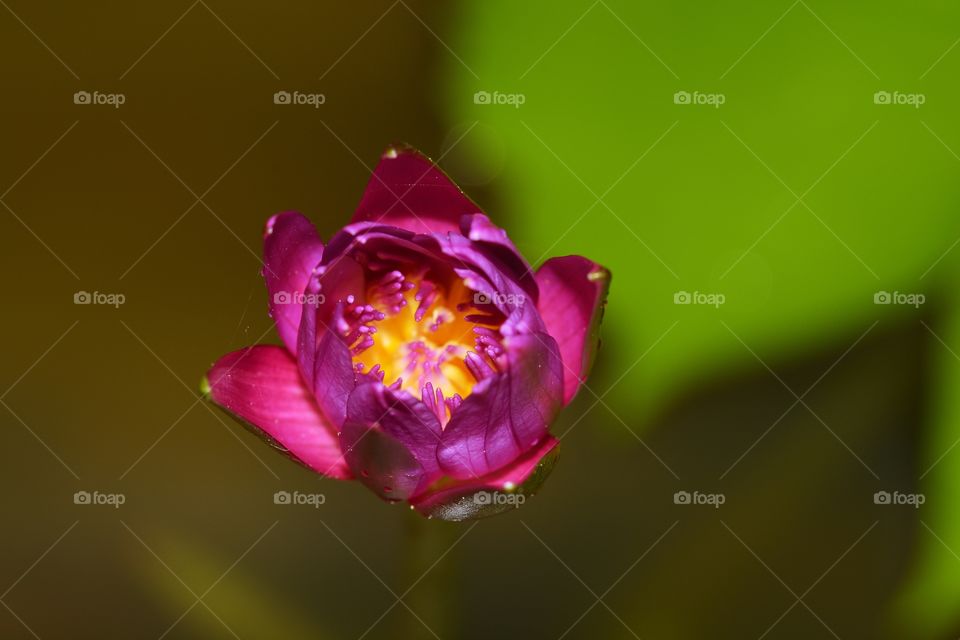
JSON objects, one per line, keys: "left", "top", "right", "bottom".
{"left": 263, "top": 212, "right": 325, "bottom": 354}
{"left": 535, "top": 256, "right": 611, "bottom": 405}
{"left": 205, "top": 345, "right": 350, "bottom": 479}
{"left": 350, "top": 145, "right": 482, "bottom": 234}
{"left": 411, "top": 436, "right": 560, "bottom": 521}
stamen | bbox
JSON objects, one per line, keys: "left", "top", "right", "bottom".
{"left": 446, "top": 393, "right": 463, "bottom": 413}
{"left": 473, "top": 326, "right": 505, "bottom": 359}
{"left": 464, "top": 351, "right": 496, "bottom": 382}
{"left": 352, "top": 335, "right": 375, "bottom": 355}
{"left": 464, "top": 313, "right": 501, "bottom": 326}
{"left": 420, "top": 382, "right": 440, "bottom": 424}
{"left": 358, "top": 363, "right": 386, "bottom": 384}
{"left": 428, "top": 309, "right": 452, "bottom": 332}
{"left": 348, "top": 269, "right": 506, "bottom": 404}
{"left": 435, "top": 385, "right": 446, "bottom": 414}
{"left": 414, "top": 281, "right": 437, "bottom": 323}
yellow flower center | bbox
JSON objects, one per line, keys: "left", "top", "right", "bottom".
{"left": 342, "top": 269, "right": 507, "bottom": 428}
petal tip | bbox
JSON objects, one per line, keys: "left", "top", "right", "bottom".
{"left": 199, "top": 373, "right": 212, "bottom": 398}
{"left": 587, "top": 265, "right": 611, "bottom": 283}
{"left": 382, "top": 142, "right": 418, "bottom": 160}
{"left": 264, "top": 215, "right": 278, "bottom": 238}
{"left": 263, "top": 210, "right": 309, "bottom": 238}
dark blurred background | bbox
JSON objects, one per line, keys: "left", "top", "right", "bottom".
{"left": 2, "top": 1, "right": 960, "bottom": 638}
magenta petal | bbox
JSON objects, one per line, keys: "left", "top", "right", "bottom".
{"left": 296, "top": 296, "right": 355, "bottom": 429}
{"left": 292, "top": 248, "right": 362, "bottom": 428}
{"left": 263, "top": 212, "right": 325, "bottom": 354}
{"left": 205, "top": 345, "right": 350, "bottom": 479}
{"left": 437, "top": 332, "right": 563, "bottom": 479}
{"left": 411, "top": 436, "right": 560, "bottom": 521}
{"left": 350, "top": 145, "right": 482, "bottom": 234}
{"left": 341, "top": 383, "right": 443, "bottom": 501}
{"left": 435, "top": 232, "right": 544, "bottom": 334}
{"left": 459, "top": 213, "right": 538, "bottom": 300}
{"left": 535, "top": 256, "right": 611, "bottom": 405}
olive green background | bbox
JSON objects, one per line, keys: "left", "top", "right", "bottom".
{"left": 1, "top": 1, "right": 958, "bottom": 638}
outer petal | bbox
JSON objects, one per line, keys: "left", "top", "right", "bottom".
{"left": 204, "top": 345, "right": 350, "bottom": 479}
{"left": 535, "top": 256, "right": 611, "bottom": 405}
{"left": 411, "top": 436, "right": 560, "bottom": 521}
{"left": 351, "top": 144, "right": 482, "bottom": 234}
{"left": 263, "top": 212, "right": 325, "bottom": 354}
{"left": 340, "top": 383, "right": 443, "bottom": 501}
{"left": 437, "top": 332, "right": 564, "bottom": 479}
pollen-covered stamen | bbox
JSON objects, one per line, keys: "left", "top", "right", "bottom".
{"left": 372, "top": 270, "right": 415, "bottom": 314}
{"left": 344, "top": 324, "right": 377, "bottom": 348}
{"left": 414, "top": 280, "right": 438, "bottom": 323}
{"left": 473, "top": 326, "right": 505, "bottom": 360}
{"left": 446, "top": 393, "right": 463, "bottom": 413}
{"left": 351, "top": 335, "right": 375, "bottom": 356}
{"left": 357, "top": 362, "right": 386, "bottom": 384}
{"left": 464, "top": 351, "right": 497, "bottom": 382}
{"left": 336, "top": 295, "right": 387, "bottom": 357}
{"left": 351, "top": 274, "right": 498, "bottom": 414}
{"left": 428, "top": 308, "right": 453, "bottom": 333}
{"left": 421, "top": 382, "right": 450, "bottom": 426}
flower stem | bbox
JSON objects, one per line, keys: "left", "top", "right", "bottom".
{"left": 401, "top": 513, "right": 461, "bottom": 638}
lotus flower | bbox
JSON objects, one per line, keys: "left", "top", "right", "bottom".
{"left": 203, "top": 145, "right": 610, "bottom": 521}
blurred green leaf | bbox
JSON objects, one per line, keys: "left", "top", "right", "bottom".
{"left": 893, "top": 301, "right": 960, "bottom": 639}
{"left": 443, "top": 0, "right": 960, "bottom": 419}
{"left": 444, "top": 2, "right": 960, "bottom": 636}
{"left": 133, "top": 530, "right": 330, "bottom": 640}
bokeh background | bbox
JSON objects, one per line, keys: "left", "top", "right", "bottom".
{"left": 2, "top": 1, "right": 960, "bottom": 638}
